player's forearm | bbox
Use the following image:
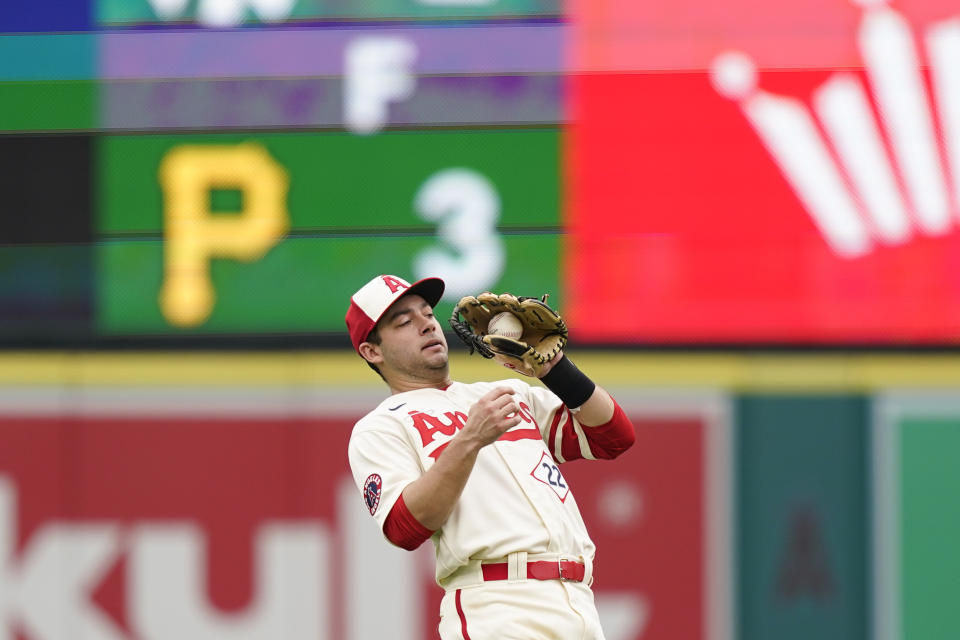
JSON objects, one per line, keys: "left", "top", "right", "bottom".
{"left": 401, "top": 435, "right": 481, "bottom": 530}
{"left": 538, "top": 353, "right": 613, "bottom": 425}
{"left": 573, "top": 385, "right": 615, "bottom": 426}
{"left": 578, "top": 391, "right": 635, "bottom": 459}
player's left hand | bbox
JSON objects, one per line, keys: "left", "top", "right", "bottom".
{"left": 449, "top": 292, "right": 568, "bottom": 377}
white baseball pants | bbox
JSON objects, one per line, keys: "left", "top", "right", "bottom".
{"left": 438, "top": 580, "right": 605, "bottom": 640}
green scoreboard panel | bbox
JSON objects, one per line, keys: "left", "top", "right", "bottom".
{"left": 99, "top": 0, "right": 562, "bottom": 24}
{"left": 99, "top": 130, "right": 561, "bottom": 334}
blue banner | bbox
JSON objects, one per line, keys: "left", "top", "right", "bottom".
{"left": 0, "top": 0, "right": 93, "bottom": 33}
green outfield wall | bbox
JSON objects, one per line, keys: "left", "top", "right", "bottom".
{"left": 737, "top": 395, "right": 869, "bottom": 640}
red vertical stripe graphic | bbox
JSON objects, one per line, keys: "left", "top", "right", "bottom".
{"left": 560, "top": 410, "right": 585, "bottom": 462}
{"left": 455, "top": 589, "right": 472, "bottom": 639}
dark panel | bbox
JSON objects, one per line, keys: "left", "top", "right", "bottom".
{"left": 0, "top": 135, "right": 93, "bottom": 337}
{"left": 0, "top": 245, "right": 92, "bottom": 334}
{"left": 0, "top": 135, "right": 92, "bottom": 244}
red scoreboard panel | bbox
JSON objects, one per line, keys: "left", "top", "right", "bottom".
{"left": 567, "top": 0, "right": 960, "bottom": 343}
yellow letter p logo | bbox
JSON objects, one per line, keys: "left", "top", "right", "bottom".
{"left": 158, "top": 144, "right": 289, "bottom": 327}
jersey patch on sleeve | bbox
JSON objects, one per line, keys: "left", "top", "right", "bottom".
{"left": 363, "top": 473, "right": 383, "bottom": 515}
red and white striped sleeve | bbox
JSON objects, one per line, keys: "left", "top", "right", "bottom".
{"left": 527, "top": 384, "right": 636, "bottom": 463}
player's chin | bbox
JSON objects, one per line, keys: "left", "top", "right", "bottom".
{"left": 426, "top": 349, "right": 448, "bottom": 365}
{"left": 422, "top": 347, "right": 448, "bottom": 367}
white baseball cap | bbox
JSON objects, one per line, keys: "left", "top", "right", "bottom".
{"left": 345, "top": 274, "right": 445, "bottom": 354}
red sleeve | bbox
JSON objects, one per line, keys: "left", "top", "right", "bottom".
{"left": 383, "top": 493, "right": 435, "bottom": 551}
{"left": 582, "top": 400, "right": 636, "bottom": 460}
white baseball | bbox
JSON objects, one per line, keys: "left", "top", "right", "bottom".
{"left": 488, "top": 312, "right": 524, "bottom": 339}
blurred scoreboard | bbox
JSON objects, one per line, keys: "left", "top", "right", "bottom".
{"left": 0, "top": 1, "right": 564, "bottom": 344}
{"left": 4, "top": 0, "right": 960, "bottom": 345}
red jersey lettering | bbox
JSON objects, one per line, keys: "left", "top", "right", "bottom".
{"left": 517, "top": 402, "right": 538, "bottom": 427}
{"left": 408, "top": 410, "right": 468, "bottom": 448}
{"left": 497, "top": 402, "right": 542, "bottom": 443}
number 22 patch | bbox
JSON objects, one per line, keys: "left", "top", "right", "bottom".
{"left": 530, "top": 452, "right": 570, "bottom": 502}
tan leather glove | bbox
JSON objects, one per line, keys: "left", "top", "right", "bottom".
{"left": 449, "top": 292, "right": 568, "bottom": 377}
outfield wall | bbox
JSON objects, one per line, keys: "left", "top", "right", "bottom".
{"left": 0, "top": 351, "right": 958, "bottom": 640}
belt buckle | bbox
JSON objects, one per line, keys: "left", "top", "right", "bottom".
{"left": 558, "top": 556, "right": 574, "bottom": 581}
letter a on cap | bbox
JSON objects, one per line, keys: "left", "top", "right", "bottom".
{"left": 345, "top": 274, "right": 445, "bottom": 355}
{"left": 381, "top": 275, "right": 410, "bottom": 294}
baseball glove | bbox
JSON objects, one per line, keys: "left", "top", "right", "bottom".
{"left": 449, "top": 292, "right": 568, "bottom": 377}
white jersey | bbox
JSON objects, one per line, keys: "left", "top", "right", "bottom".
{"left": 348, "top": 378, "right": 600, "bottom": 586}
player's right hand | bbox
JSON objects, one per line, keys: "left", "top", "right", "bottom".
{"left": 461, "top": 386, "right": 522, "bottom": 448}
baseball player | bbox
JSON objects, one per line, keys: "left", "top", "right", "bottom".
{"left": 345, "top": 274, "right": 635, "bottom": 639}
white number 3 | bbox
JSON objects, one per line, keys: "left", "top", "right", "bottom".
{"left": 413, "top": 168, "right": 505, "bottom": 300}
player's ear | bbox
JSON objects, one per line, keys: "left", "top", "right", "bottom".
{"left": 358, "top": 341, "right": 384, "bottom": 366}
